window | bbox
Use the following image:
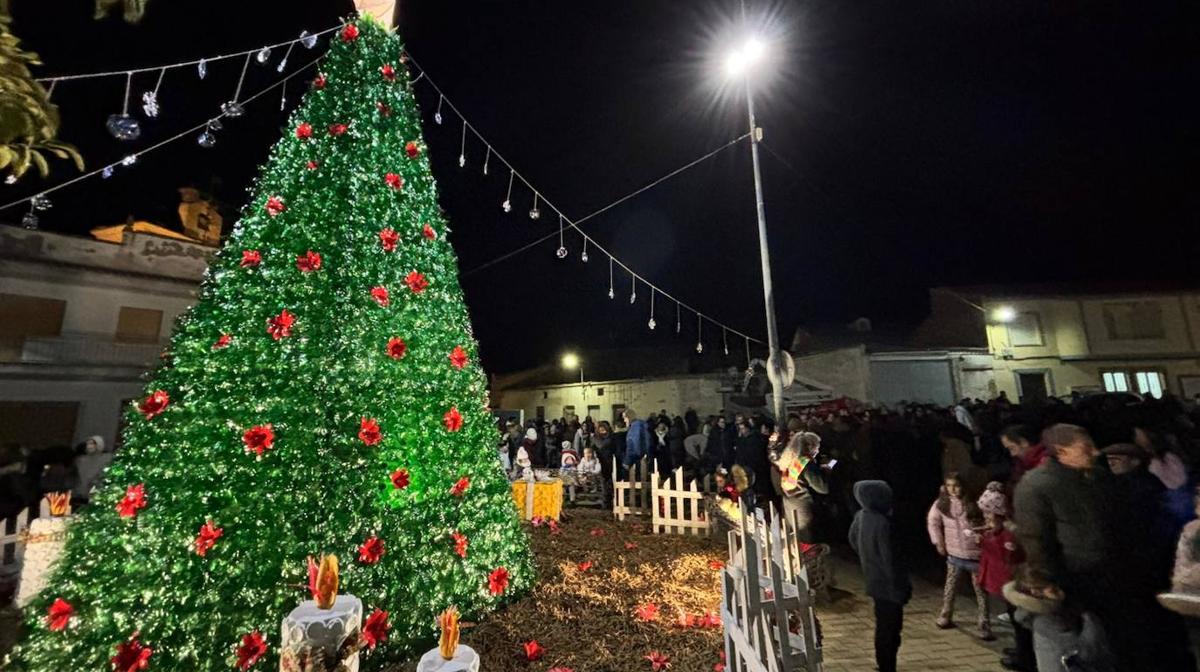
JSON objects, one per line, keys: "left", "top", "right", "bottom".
{"left": 612, "top": 404, "right": 627, "bottom": 425}
{"left": 1102, "top": 369, "right": 1165, "bottom": 398}
{"left": 587, "top": 405, "right": 601, "bottom": 421}
{"left": 116, "top": 307, "right": 163, "bottom": 343}
{"left": 0, "top": 294, "right": 65, "bottom": 357}
{"left": 1102, "top": 301, "right": 1165, "bottom": 340}
{"left": 596, "top": 387, "right": 604, "bottom": 396}
{"left": 1008, "top": 312, "right": 1044, "bottom": 347}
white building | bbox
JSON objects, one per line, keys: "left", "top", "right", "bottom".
{"left": 0, "top": 224, "right": 211, "bottom": 451}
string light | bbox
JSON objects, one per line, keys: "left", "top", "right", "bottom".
{"left": 482, "top": 146, "right": 491, "bottom": 176}
{"left": 141, "top": 68, "right": 165, "bottom": 118}
{"left": 629, "top": 271, "right": 637, "bottom": 304}
{"left": 555, "top": 214, "right": 567, "bottom": 258}
{"left": 434, "top": 95, "right": 444, "bottom": 124}
{"left": 105, "top": 72, "right": 140, "bottom": 141}
{"left": 528, "top": 193, "right": 541, "bottom": 220}
{"left": 676, "top": 303, "right": 681, "bottom": 334}
{"left": 580, "top": 237, "right": 588, "bottom": 263}
{"left": 696, "top": 314, "right": 704, "bottom": 354}
{"left": 502, "top": 170, "right": 514, "bottom": 212}
{"left": 648, "top": 291, "right": 656, "bottom": 330}
{"left": 220, "top": 53, "right": 252, "bottom": 117}
{"left": 745, "top": 336, "right": 752, "bottom": 368}
{"left": 458, "top": 121, "right": 467, "bottom": 168}
{"left": 608, "top": 258, "right": 615, "bottom": 299}
{"left": 723, "top": 327, "right": 729, "bottom": 355}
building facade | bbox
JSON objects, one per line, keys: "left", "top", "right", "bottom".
{"left": 790, "top": 345, "right": 994, "bottom": 407}
{"left": 0, "top": 225, "right": 211, "bottom": 451}
{"left": 979, "top": 289, "right": 1200, "bottom": 401}
{"left": 494, "top": 373, "right": 731, "bottom": 425}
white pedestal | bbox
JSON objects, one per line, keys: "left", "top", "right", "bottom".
{"left": 15, "top": 516, "right": 72, "bottom": 607}
{"left": 280, "top": 595, "right": 363, "bottom": 672}
{"left": 417, "top": 645, "right": 480, "bottom": 672}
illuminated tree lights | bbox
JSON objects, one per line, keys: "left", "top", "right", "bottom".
{"left": 8, "top": 16, "right": 532, "bottom": 672}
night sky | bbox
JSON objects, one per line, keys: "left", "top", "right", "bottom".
{"left": 4, "top": 0, "right": 1198, "bottom": 373}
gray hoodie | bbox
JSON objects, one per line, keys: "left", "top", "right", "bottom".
{"left": 848, "top": 480, "right": 912, "bottom": 604}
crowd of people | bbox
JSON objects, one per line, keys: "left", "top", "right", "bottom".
{"left": 499, "top": 390, "right": 1200, "bottom": 672}
{"left": 0, "top": 436, "right": 113, "bottom": 519}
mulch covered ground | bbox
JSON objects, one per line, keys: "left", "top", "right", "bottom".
{"left": 393, "top": 509, "right": 729, "bottom": 672}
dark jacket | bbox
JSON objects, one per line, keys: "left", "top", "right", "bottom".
{"left": 849, "top": 480, "right": 911, "bottom": 604}
{"left": 623, "top": 419, "right": 651, "bottom": 467}
{"left": 737, "top": 433, "right": 774, "bottom": 500}
{"left": 1014, "top": 457, "right": 1114, "bottom": 585}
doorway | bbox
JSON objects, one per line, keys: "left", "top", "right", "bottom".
{"left": 1015, "top": 371, "right": 1051, "bottom": 403}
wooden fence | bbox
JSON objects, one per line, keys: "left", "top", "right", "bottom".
{"left": 721, "top": 500, "right": 822, "bottom": 672}
{"left": 611, "top": 457, "right": 718, "bottom": 535}
{"left": 1, "top": 508, "right": 30, "bottom": 577}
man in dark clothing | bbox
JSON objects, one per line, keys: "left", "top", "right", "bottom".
{"left": 849, "top": 480, "right": 911, "bottom": 672}
{"left": 736, "top": 419, "right": 775, "bottom": 508}
{"left": 721, "top": 416, "right": 738, "bottom": 469}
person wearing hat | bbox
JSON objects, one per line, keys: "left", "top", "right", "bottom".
{"left": 770, "top": 418, "right": 831, "bottom": 544}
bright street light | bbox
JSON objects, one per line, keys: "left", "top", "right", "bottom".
{"left": 561, "top": 353, "right": 583, "bottom": 384}
{"left": 993, "top": 306, "right": 1017, "bottom": 323}
{"left": 724, "top": 37, "right": 767, "bottom": 77}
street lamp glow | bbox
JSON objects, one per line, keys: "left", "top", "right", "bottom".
{"left": 993, "top": 306, "right": 1017, "bottom": 323}
{"left": 561, "top": 353, "right": 579, "bottom": 370}
{"left": 724, "top": 37, "right": 767, "bottom": 77}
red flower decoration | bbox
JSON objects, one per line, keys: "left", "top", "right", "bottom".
{"left": 306, "top": 160, "right": 319, "bottom": 171}
{"left": 195, "top": 520, "right": 223, "bottom": 557}
{"left": 340, "top": 24, "right": 359, "bottom": 42}
{"left": 452, "top": 531, "right": 468, "bottom": 558}
{"left": 212, "top": 334, "right": 232, "bottom": 350}
{"left": 296, "top": 250, "right": 322, "bottom": 273}
{"left": 645, "top": 651, "right": 671, "bottom": 671}
{"left": 547, "top": 519, "right": 561, "bottom": 535}
{"left": 370, "top": 286, "right": 390, "bottom": 307}
{"left": 422, "top": 223, "right": 436, "bottom": 240}
{"left": 138, "top": 390, "right": 169, "bottom": 420}
{"left": 313, "top": 73, "right": 327, "bottom": 89}
{"left": 116, "top": 484, "right": 146, "bottom": 518}
{"left": 378, "top": 227, "right": 399, "bottom": 252}
{"left": 722, "top": 484, "right": 740, "bottom": 503}
{"left": 449, "top": 476, "right": 470, "bottom": 497}
{"left": 265, "top": 196, "right": 285, "bottom": 216}
{"left": 235, "top": 631, "right": 268, "bottom": 671}
{"left": 700, "top": 611, "right": 722, "bottom": 628}
{"left": 358, "top": 536, "right": 385, "bottom": 564}
{"left": 443, "top": 407, "right": 463, "bottom": 432}
{"left": 522, "top": 640, "right": 545, "bottom": 662}
{"left": 448, "top": 346, "right": 469, "bottom": 370}
{"left": 674, "top": 612, "right": 697, "bottom": 629}
{"left": 709, "top": 559, "right": 725, "bottom": 570}
{"left": 384, "top": 172, "right": 403, "bottom": 190}
{"left": 240, "top": 249, "right": 262, "bottom": 268}
{"left": 386, "top": 337, "right": 407, "bottom": 360}
{"left": 376, "top": 101, "right": 391, "bottom": 116}
{"left": 488, "top": 567, "right": 510, "bottom": 596}
{"left": 267, "top": 309, "right": 296, "bottom": 340}
{"left": 625, "top": 541, "right": 639, "bottom": 550}
{"left": 380, "top": 63, "right": 396, "bottom": 81}
{"left": 328, "top": 123, "right": 348, "bottom": 137}
{"left": 390, "top": 468, "right": 410, "bottom": 490}
{"left": 404, "top": 270, "right": 428, "bottom": 294}
{"left": 405, "top": 141, "right": 420, "bottom": 158}
{"left": 46, "top": 598, "right": 73, "bottom": 631}
{"left": 576, "top": 560, "right": 593, "bottom": 572}
{"left": 362, "top": 609, "right": 390, "bottom": 649}
{"left": 243, "top": 424, "right": 275, "bottom": 457}
{"left": 635, "top": 603, "right": 659, "bottom": 622}
{"left": 590, "top": 528, "right": 605, "bottom": 537}
{"left": 358, "top": 417, "right": 382, "bottom": 446}
{"left": 111, "top": 632, "right": 153, "bottom": 672}
{"left": 295, "top": 122, "right": 313, "bottom": 139}
{"left": 549, "top": 668, "right": 576, "bottom": 672}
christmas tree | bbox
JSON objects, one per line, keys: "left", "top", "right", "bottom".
{"left": 7, "top": 16, "right": 532, "bottom": 671}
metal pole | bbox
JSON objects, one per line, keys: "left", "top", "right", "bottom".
{"left": 745, "top": 78, "right": 786, "bottom": 423}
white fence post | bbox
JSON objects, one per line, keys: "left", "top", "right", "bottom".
{"left": 0, "top": 507, "right": 30, "bottom": 578}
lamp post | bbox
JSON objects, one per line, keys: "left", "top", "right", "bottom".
{"left": 726, "top": 38, "right": 786, "bottom": 423}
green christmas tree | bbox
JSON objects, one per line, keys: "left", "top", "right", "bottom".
{"left": 8, "top": 16, "right": 532, "bottom": 671}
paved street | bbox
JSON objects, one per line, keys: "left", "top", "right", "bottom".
{"left": 820, "top": 553, "right": 1008, "bottom": 672}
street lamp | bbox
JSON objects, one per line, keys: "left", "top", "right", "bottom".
{"left": 992, "top": 306, "right": 1017, "bottom": 323}
{"left": 725, "top": 35, "right": 787, "bottom": 423}
{"left": 561, "top": 353, "right": 583, "bottom": 384}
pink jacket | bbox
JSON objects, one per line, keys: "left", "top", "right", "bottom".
{"left": 927, "top": 497, "right": 981, "bottom": 561}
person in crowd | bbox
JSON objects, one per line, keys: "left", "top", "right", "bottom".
{"left": 37, "top": 444, "right": 78, "bottom": 498}
{"left": 684, "top": 408, "right": 700, "bottom": 436}
{"left": 572, "top": 421, "right": 591, "bottom": 455}
{"left": 667, "top": 416, "right": 687, "bottom": 475}
{"left": 927, "top": 472, "right": 991, "bottom": 639}
{"left": 683, "top": 424, "right": 708, "bottom": 472}
{"left": 849, "top": 480, "right": 911, "bottom": 672}
{"left": 496, "top": 439, "right": 512, "bottom": 475}
{"left": 736, "top": 418, "right": 775, "bottom": 510}
{"left": 1001, "top": 424, "right": 1047, "bottom": 489}
{"left": 560, "top": 447, "right": 580, "bottom": 503}
{"left": 1135, "top": 425, "right": 1195, "bottom": 535}
{"left": 621, "top": 408, "right": 651, "bottom": 475}
{"left": 770, "top": 420, "right": 830, "bottom": 543}
{"left": 0, "top": 443, "right": 37, "bottom": 518}
{"left": 652, "top": 420, "right": 672, "bottom": 474}
{"left": 975, "top": 482, "right": 1029, "bottom": 670}
{"left": 505, "top": 420, "right": 523, "bottom": 464}
{"left": 939, "top": 424, "right": 988, "bottom": 498}
{"left": 518, "top": 428, "right": 539, "bottom": 473}
{"left": 577, "top": 446, "right": 602, "bottom": 494}
{"left": 73, "top": 435, "right": 113, "bottom": 505}
{"left": 722, "top": 415, "right": 739, "bottom": 468}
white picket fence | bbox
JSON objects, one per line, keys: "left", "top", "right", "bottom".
{"left": 721, "top": 500, "right": 822, "bottom": 672}
{"left": 611, "top": 457, "right": 717, "bottom": 535}
{"left": 1, "top": 507, "right": 30, "bottom": 577}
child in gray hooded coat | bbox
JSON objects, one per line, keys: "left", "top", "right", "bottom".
{"left": 849, "top": 480, "right": 912, "bottom": 672}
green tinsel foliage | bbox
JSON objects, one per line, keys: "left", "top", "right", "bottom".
{"left": 7, "top": 16, "right": 533, "bottom": 671}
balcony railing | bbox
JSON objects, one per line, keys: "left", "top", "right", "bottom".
{"left": 9, "top": 333, "right": 164, "bottom": 368}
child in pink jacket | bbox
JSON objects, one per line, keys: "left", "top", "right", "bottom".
{"left": 927, "top": 472, "right": 991, "bottom": 639}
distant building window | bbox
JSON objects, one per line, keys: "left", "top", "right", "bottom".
{"left": 1102, "top": 301, "right": 1165, "bottom": 340}
{"left": 0, "top": 293, "right": 66, "bottom": 358}
{"left": 1008, "top": 312, "right": 1044, "bottom": 347}
{"left": 542, "top": 391, "right": 548, "bottom": 400}
{"left": 116, "top": 307, "right": 163, "bottom": 343}
{"left": 1102, "top": 369, "right": 1165, "bottom": 398}
{"left": 596, "top": 387, "right": 604, "bottom": 396}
